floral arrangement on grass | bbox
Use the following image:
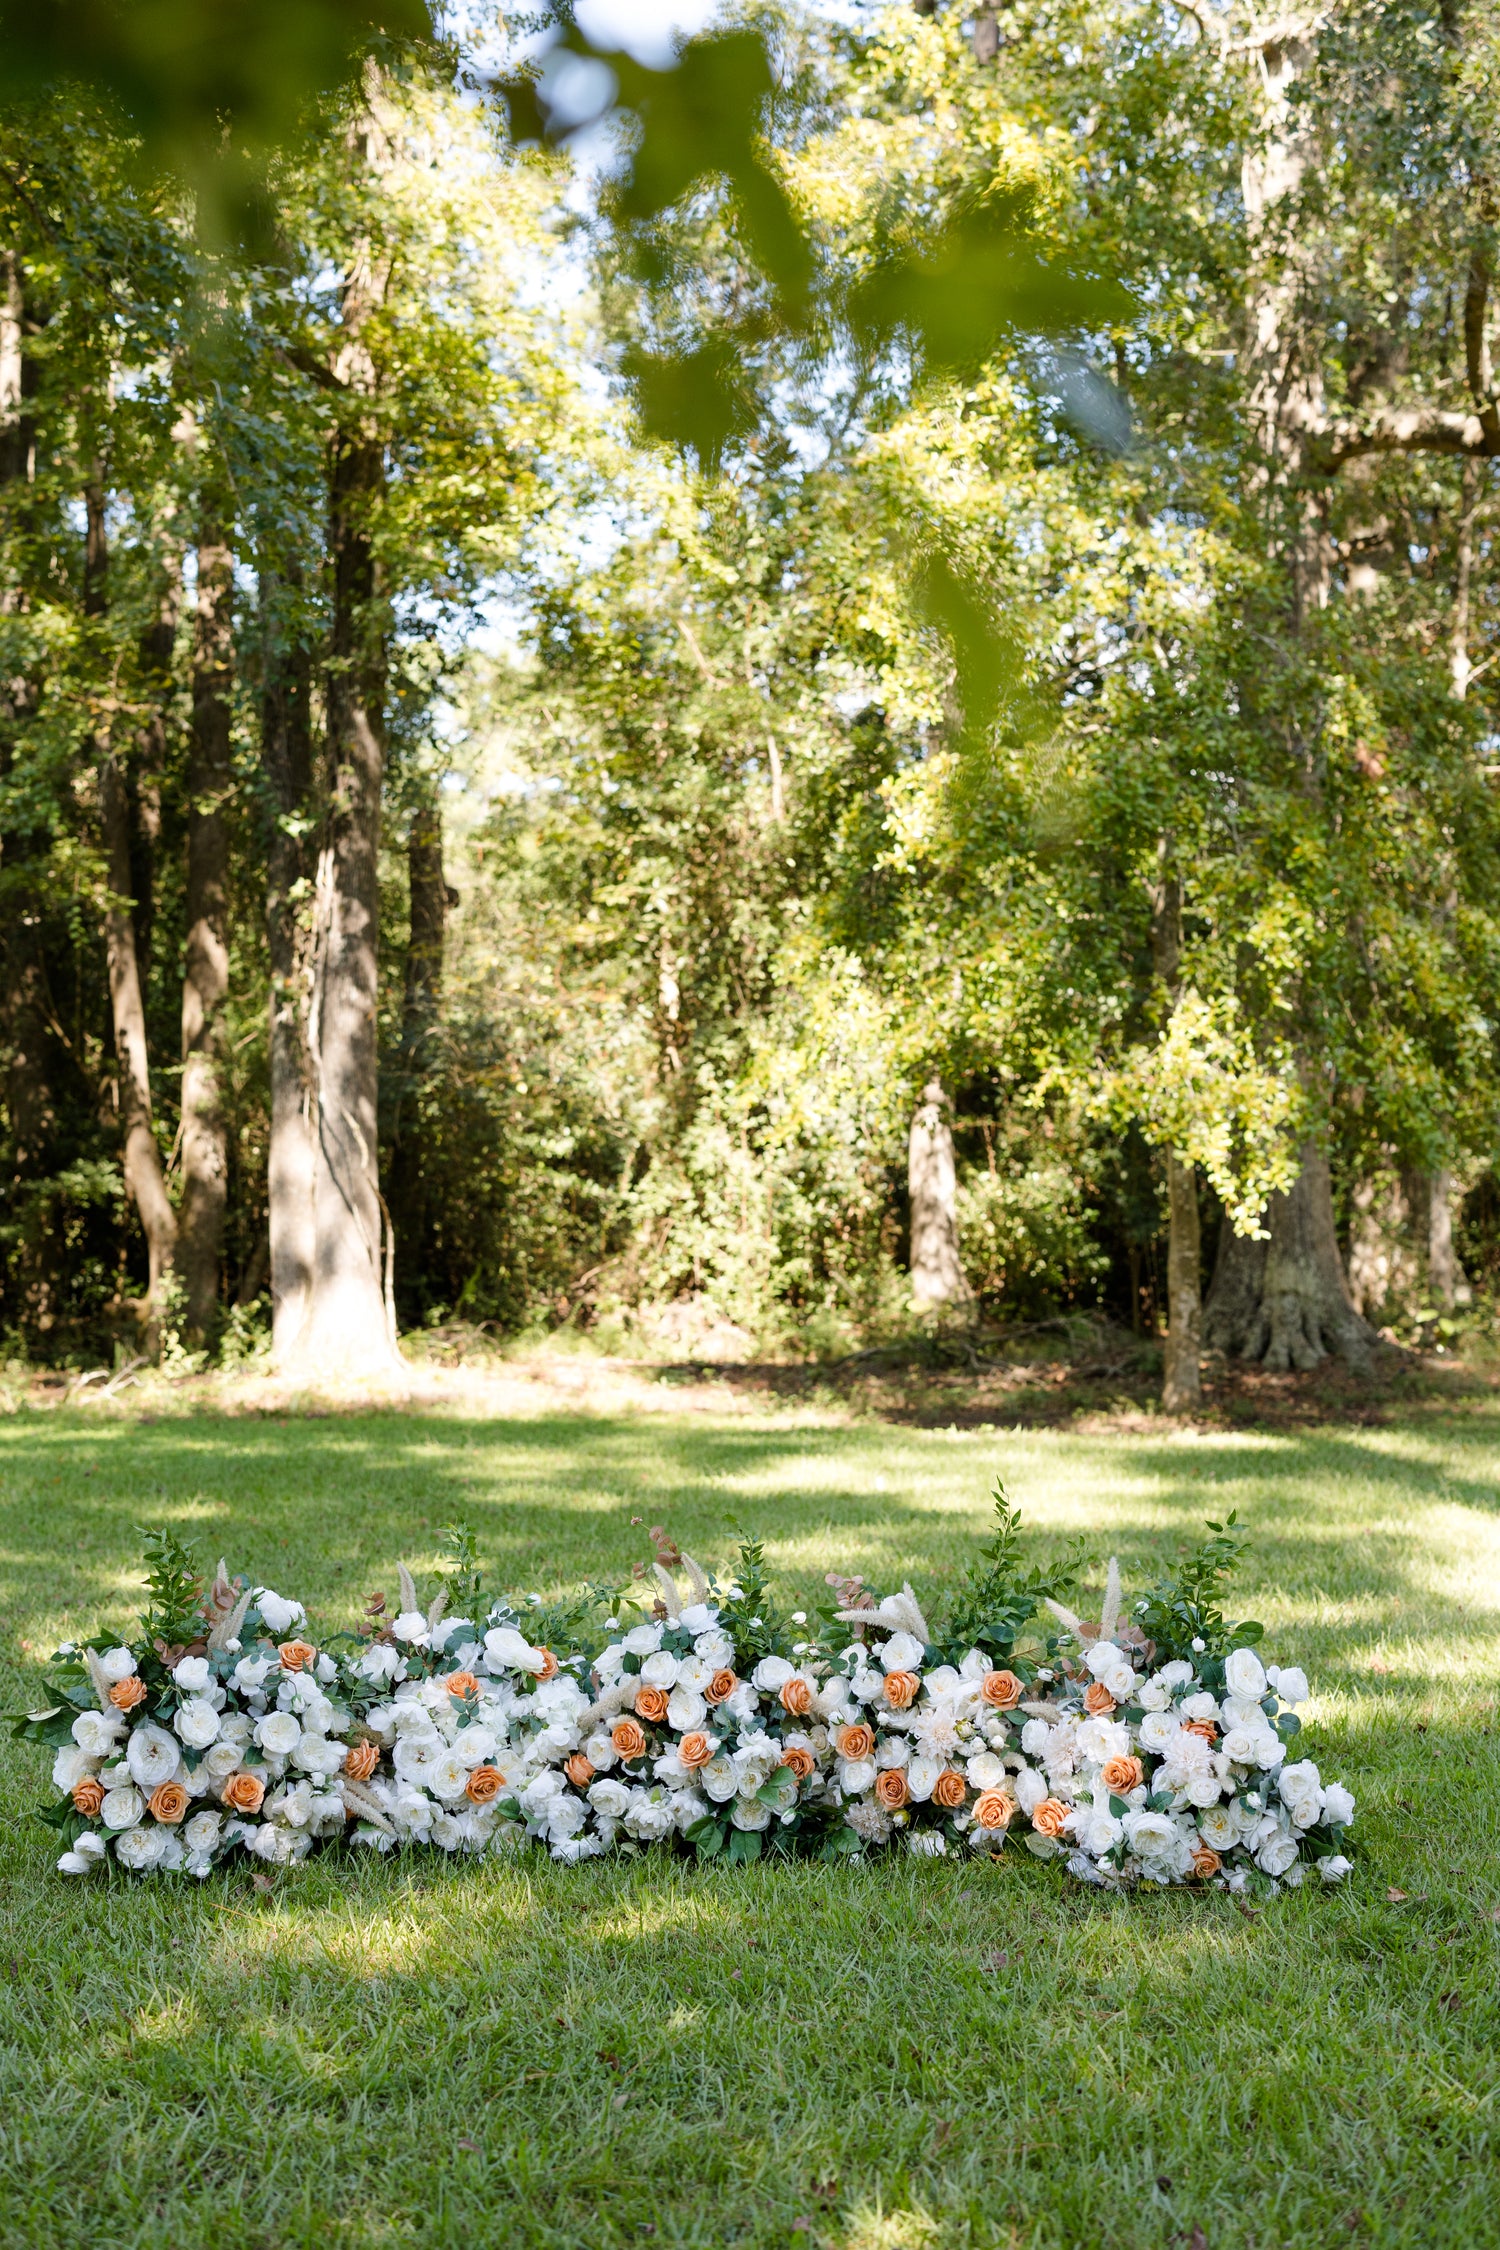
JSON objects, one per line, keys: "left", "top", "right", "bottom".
{"left": 12, "top": 1493, "right": 1355, "bottom": 1894}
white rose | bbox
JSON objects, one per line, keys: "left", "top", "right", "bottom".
{"left": 518, "top": 1771, "right": 564, "bottom": 1818}
{"left": 255, "top": 1591, "right": 304, "bottom": 1635}
{"left": 356, "top": 1644, "right": 404, "bottom": 1685}
{"left": 1322, "top": 1782, "right": 1355, "bottom": 1827}
{"left": 125, "top": 1724, "right": 181, "bottom": 1791}
{"left": 1268, "top": 1665, "right": 1309, "bottom": 1706}
{"left": 1278, "top": 1760, "right": 1324, "bottom": 1825}
{"left": 1256, "top": 1832, "right": 1301, "bottom": 1878}
{"left": 679, "top": 1603, "right": 716, "bottom": 1635}
{"left": 837, "top": 1758, "right": 876, "bottom": 1796}
{"left": 1197, "top": 1805, "right": 1238, "bottom": 1851}
{"left": 675, "top": 1653, "right": 713, "bottom": 1692}
{"left": 1185, "top": 1771, "right": 1224, "bottom": 1809}
{"left": 639, "top": 1650, "right": 679, "bottom": 1689}
{"left": 426, "top": 1751, "right": 469, "bottom": 1802}
{"left": 1318, "top": 1853, "right": 1352, "bottom": 1883}
{"left": 101, "top": 1785, "right": 145, "bottom": 1831}
{"left": 1123, "top": 1809, "right": 1180, "bottom": 1863}
{"left": 1103, "top": 1664, "right": 1138, "bottom": 1702}
{"left": 175, "top": 1699, "right": 222, "bottom": 1749}
{"left": 730, "top": 1797, "right": 772, "bottom": 1831}
{"left": 1254, "top": 1732, "right": 1285, "bottom": 1770}
{"left": 751, "top": 1656, "right": 794, "bottom": 1692}
{"left": 880, "top": 1632, "right": 926, "bottom": 1674}
{"left": 1012, "top": 1767, "right": 1047, "bottom": 1815}
{"left": 114, "top": 1824, "right": 170, "bottom": 1872}
{"left": 183, "top": 1811, "right": 222, "bottom": 1851}
{"left": 1220, "top": 1724, "right": 1265, "bottom": 1767}
{"left": 1180, "top": 1692, "right": 1220, "bottom": 1722}
{"left": 390, "top": 1610, "right": 429, "bottom": 1645}
{"left": 255, "top": 1710, "right": 302, "bottom": 1757}
{"left": 906, "top": 1754, "right": 944, "bottom": 1803}
{"left": 52, "top": 1744, "right": 94, "bottom": 1794}
{"left": 1158, "top": 1660, "right": 1195, "bottom": 1688}
{"left": 587, "top": 1778, "right": 632, "bottom": 1818}
{"left": 850, "top": 1669, "right": 884, "bottom": 1704}
{"left": 292, "top": 1731, "right": 345, "bottom": 1778}
{"left": 202, "top": 1740, "right": 243, "bottom": 1778}
{"left": 666, "top": 1686, "right": 707, "bottom": 1732}
{"left": 1137, "top": 1680, "right": 1170, "bottom": 1711}
{"left": 233, "top": 1655, "right": 275, "bottom": 1693}
{"left": 1072, "top": 1803, "right": 1120, "bottom": 1856}
{"left": 172, "top": 1656, "right": 212, "bottom": 1694}
{"left": 1224, "top": 1647, "right": 1267, "bottom": 1701}
{"left": 547, "top": 1793, "right": 587, "bottom": 1840}
{"left": 1085, "top": 1641, "right": 1123, "bottom": 1680}
{"left": 907, "top": 1830, "right": 947, "bottom": 1857}
{"left": 483, "top": 1624, "right": 545, "bottom": 1675}
{"left": 692, "top": 1629, "right": 735, "bottom": 1667}
{"left": 1075, "top": 1717, "right": 1130, "bottom": 1766}
{"left": 1139, "top": 1710, "right": 1179, "bottom": 1753}
{"left": 1020, "top": 1719, "right": 1051, "bottom": 1757}
{"left": 623, "top": 1624, "right": 663, "bottom": 1656}
{"left": 966, "top": 1752, "right": 1008, "bottom": 1790}
{"left": 96, "top": 1646, "right": 138, "bottom": 1683}
{"left": 71, "top": 1708, "right": 124, "bottom": 1757}
{"left": 583, "top": 1732, "right": 618, "bottom": 1770}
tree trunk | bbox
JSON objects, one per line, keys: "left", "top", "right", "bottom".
{"left": 1150, "top": 860, "right": 1202, "bottom": 1409}
{"left": 387, "top": 777, "right": 450, "bottom": 1280}
{"left": 908, "top": 1079, "right": 970, "bottom": 1311}
{"left": 1203, "top": 1141, "right": 1372, "bottom": 1373}
{"left": 88, "top": 476, "right": 177, "bottom": 1329}
{"left": 262, "top": 581, "right": 317, "bottom": 1369}
{"left": 178, "top": 510, "right": 233, "bottom": 1345}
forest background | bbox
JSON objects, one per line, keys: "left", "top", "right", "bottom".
{"left": 3, "top": 0, "right": 1500, "bottom": 1407}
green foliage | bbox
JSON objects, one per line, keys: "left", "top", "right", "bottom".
{"left": 137, "top": 1524, "right": 206, "bottom": 1651}
{"left": 1132, "top": 1512, "right": 1264, "bottom": 1666}
{"left": 936, "top": 1478, "right": 1086, "bottom": 1664}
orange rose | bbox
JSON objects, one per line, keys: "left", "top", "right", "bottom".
{"left": 222, "top": 1771, "right": 265, "bottom": 1814}
{"left": 465, "top": 1765, "right": 504, "bottom": 1804}
{"left": 612, "top": 1718, "right": 647, "bottom": 1762}
{"left": 109, "top": 1675, "right": 146, "bottom": 1711}
{"left": 1182, "top": 1719, "right": 1218, "bottom": 1743}
{"left": 836, "top": 1722, "right": 875, "bottom": 1763}
{"left": 779, "top": 1745, "right": 816, "bottom": 1780}
{"left": 874, "top": 1768, "right": 910, "bottom": 1810}
{"left": 149, "top": 1781, "right": 188, "bottom": 1824}
{"left": 444, "top": 1670, "right": 481, "bottom": 1701}
{"left": 565, "top": 1753, "right": 596, "bottom": 1788}
{"left": 634, "top": 1683, "right": 670, "bottom": 1723}
{"left": 705, "top": 1669, "right": 738, "bottom": 1705}
{"left": 678, "top": 1733, "right": 716, "bottom": 1771}
{"left": 1084, "top": 1682, "right": 1117, "bottom": 1717}
{"left": 1031, "top": 1796, "right": 1070, "bottom": 1838}
{"left": 1101, "top": 1755, "right": 1144, "bottom": 1794}
{"left": 536, "top": 1649, "right": 559, "bottom": 1683}
{"left": 972, "top": 1788, "right": 1014, "bottom": 1831}
{"left": 344, "top": 1740, "right": 380, "bottom": 1782}
{"left": 72, "top": 1777, "right": 105, "bottom": 1818}
{"left": 980, "top": 1670, "right": 1023, "bottom": 1709}
{"left": 1190, "top": 1844, "right": 1223, "bottom": 1880}
{"left": 278, "top": 1640, "right": 317, "bottom": 1673}
{"left": 931, "top": 1768, "right": 967, "bottom": 1810}
{"left": 779, "top": 1677, "right": 813, "bottom": 1717}
{"left": 882, "top": 1671, "right": 919, "bottom": 1711}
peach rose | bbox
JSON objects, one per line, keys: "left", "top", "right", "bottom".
{"left": 980, "top": 1669, "right": 1023, "bottom": 1709}
{"left": 779, "top": 1677, "right": 813, "bottom": 1717}
{"left": 882, "top": 1670, "right": 919, "bottom": 1711}
{"left": 1182, "top": 1718, "right": 1218, "bottom": 1743}
{"left": 1101, "top": 1755, "right": 1144, "bottom": 1794}
{"left": 972, "top": 1788, "right": 1014, "bottom": 1831}
{"left": 874, "top": 1768, "right": 910, "bottom": 1810}
{"left": 678, "top": 1733, "right": 715, "bottom": 1771}
{"left": 634, "top": 1683, "right": 670, "bottom": 1723}
{"left": 149, "top": 1781, "right": 188, "bottom": 1824}
{"left": 705, "top": 1669, "right": 738, "bottom": 1705}
{"left": 109, "top": 1675, "right": 147, "bottom": 1711}
{"left": 465, "top": 1765, "right": 504, "bottom": 1805}
{"left": 444, "top": 1670, "right": 481, "bottom": 1701}
{"left": 278, "top": 1640, "right": 317, "bottom": 1673}
{"left": 931, "top": 1768, "right": 967, "bottom": 1810}
{"left": 779, "top": 1745, "right": 816, "bottom": 1781}
{"left": 564, "top": 1753, "right": 596, "bottom": 1788}
{"left": 72, "top": 1777, "right": 105, "bottom": 1818}
{"left": 1032, "top": 1797, "right": 1070, "bottom": 1838}
{"left": 612, "top": 1718, "right": 647, "bottom": 1762}
{"left": 836, "top": 1723, "right": 875, "bottom": 1762}
{"left": 1190, "top": 1844, "right": 1223, "bottom": 1880}
{"left": 1084, "top": 1682, "right": 1117, "bottom": 1716}
{"left": 223, "top": 1770, "right": 265, "bottom": 1814}
{"left": 344, "top": 1740, "right": 380, "bottom": 1783}
{"left": 536, "top": 1649, "right": 559, "bottom": 1683}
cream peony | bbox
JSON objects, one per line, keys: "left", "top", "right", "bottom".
{"left": 254, "top": 1710, "right": 301, "bottom": 1758}
{"left": 125, "top": 1724, "right": 181, "bottom": 1791}
{"left": 639, "top": 1650, "right": 680, "bottom": 1689}
{"left": 1224, "top": 1647, "right": 1268, "bottom": 1701}
{"left": 71, "top": 1708, "right": 124, "bottom": 1757}
{"left": 175, "top": 1699, "right": 222, "bottom": 1749}
{"left": 879, "top": 1632, "right": 925, "bottom": 1675}
{"left": 101, "top": 1785, "right": 145, "bottom": 1831}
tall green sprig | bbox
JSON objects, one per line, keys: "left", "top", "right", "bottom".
{"left": 1132, "top": 1513, "right": 1263, "bottom": 1665}
{"left": 936, "top": 1480, "right": 1087, "bottom": 1667}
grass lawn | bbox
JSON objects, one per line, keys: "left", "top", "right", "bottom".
{"left": 1, "top": 1389, "right": 1498, "bottom": 2250}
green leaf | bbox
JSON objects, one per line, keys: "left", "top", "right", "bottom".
{"left": 1108, "top": 1793, "right": 1131, "bottom": 1817}
{"left": 1276, "top": 1711, "right": 1302, "bottom": 1738}
{"left": 726, "top": 1823, "right": 763, "bottom": 1863}
{"left": 756, "top": 1766, "right": 799, "bottom": 1811}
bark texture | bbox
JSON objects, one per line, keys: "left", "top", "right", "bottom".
{"left": 178, "top": 511, "right": 233, "bottom": 1343}
{"left": 1203, "top": 1142, "right": 1372, "bottom": 1373}
{"left": 262, "top": 590, "right": 317, "bottom": 1367}
{"left": 387, "top": 779, "right": 451, "bottom": 1274}
{"left": 1150, "top": 860, "right": 1202, "bottom": 1410}
{"left": 908, "top": 1079, "right": 970, "bottom": 1310}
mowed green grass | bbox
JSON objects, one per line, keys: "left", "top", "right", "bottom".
{"left": 1, "top": 1397, "right": 1498, "bottom": 2250}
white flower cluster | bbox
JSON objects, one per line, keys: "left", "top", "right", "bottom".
{"left": 28, "top": 1547, "right": 1355, "bottom": 1899}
